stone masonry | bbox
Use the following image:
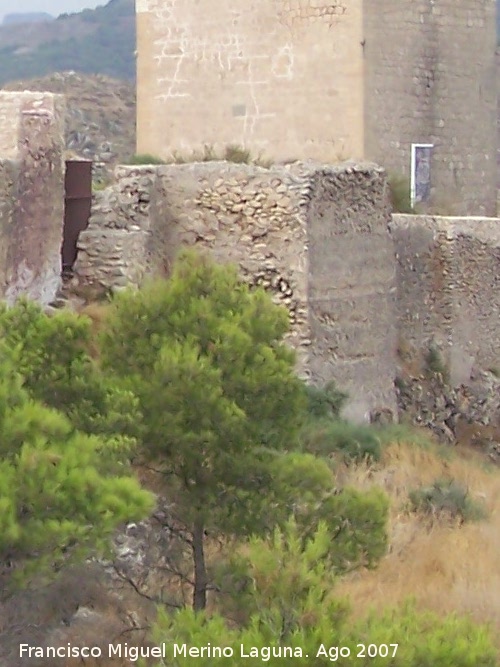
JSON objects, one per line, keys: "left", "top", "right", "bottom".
{"left": 136, "top": 0, "right": 497, "bottom": 215}
{"left": 74, "top": 160, "right": 500, "bottom": 426}
{"left": 0, "top": 92, "right": 65, "bottom": 305}
{"left": 364, "top": 0, "right": 497, "bottom": 216}
{"left": 136, "top": 0, "right": 365, "bottom": 163}
{"left": 391, "top": 215, "right": 500, "bottom": 386}
{"left": 75, "top": 161, "right": 398, "bottom": 422}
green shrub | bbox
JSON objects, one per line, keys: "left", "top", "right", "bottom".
{"left": 127, "top": 153, "right": 165, "bottom": 165}
{"left": 169, "top": 143, "right": 272, "bottom": 167}
{"left": 152, "top": 525, "right": 497, "bottom": 667}
{"left": 350, "top": 601, "right": 498, "bottom": 667}
{"left": 388, "top": 173, "right": 415, "bottom": 213}
{"left": 409, "top": 478, "right": 487, "bottom": 522}
{"left": 223, "top": 144, "right": 252, "bottom": 163}
{"left": 374, "top": 422, "right": 435, "bottom": 449}
{"left": 169, "top": 144, "right": 218, "bottom": 164}
{"left": 300, "top": 419, "right": 382, "bottom": 463}
{"left": 424, "top": 343, "right": 448, "bottom": 378}
{"left": 270, "top": 453, "right": 389, "bottom": 572}
{"left": 303, "top": 380, "right": 347, "bottom": 420}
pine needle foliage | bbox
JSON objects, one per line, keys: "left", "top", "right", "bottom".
{"left": 99, "top": 250, "right": 307, "bottom": 609}
{"left": 151, "top": 521, "right": 497, "bottom": 667}
{"left": 0, "top": 346, "right": 154, "bottom": 596}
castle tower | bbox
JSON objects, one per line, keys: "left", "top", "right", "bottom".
{"left": 136, "top": 0, "right": 365, "bottom": 162}
{"left": 364, "top": 0, "right": 497, "bottom": 215}
{"left": 136, "top": 0, "right": 498, "bottom": 215}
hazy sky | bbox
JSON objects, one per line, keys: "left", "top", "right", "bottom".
{"left": 0, "top": 1, "right": 103, "bottom": 22}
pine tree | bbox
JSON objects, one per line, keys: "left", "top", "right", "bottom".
{"left": 99, "top": 250, "right": 307, "bottom": 610}
{"left": 0, "top": 299, "right": 142, "bottom": 441}
{"left": 152, "top": 521, "right": 497, "bottom": 667}
{"left": 0, "top": 345, "right": 154, "bottom": 598}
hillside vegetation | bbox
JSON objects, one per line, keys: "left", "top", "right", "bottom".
{"left": 0, "top": 0, "right": 134, "bottom": 85}
{"left": 2, "top": 13, "right": 53, "bottom": 25}
{"left": 0, "top": 253, "right": 498, "bottom": 667}
{"left": 336, "top": 441, "right": 500, "bottom": 632}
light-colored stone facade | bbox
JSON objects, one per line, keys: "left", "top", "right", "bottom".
{"left": 0, "top": 92, "right": 65, "bottom": 305}
{"left": 365, "top": 0, "right": 497, "bottom": 216}
{"left": 136, "top": 0, "right": 364, "bottom": 162}
{"left": 136, "top": 0, "right": 497, "bottom": 215}
{"left": 75, "top": 161, "right": 398, "bottom": 422}
{"left": 391, "top": 215, "right": 500, "bottom": 385}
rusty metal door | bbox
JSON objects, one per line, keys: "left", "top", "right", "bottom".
{"left": 62, "top": 160, "right": 92, "bottom": 272}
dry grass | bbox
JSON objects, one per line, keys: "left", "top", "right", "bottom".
{"left": 78, "top": 301, "right": 111, "bottom": 358}
{"left": 335, "top": 441, "right": 500, "bottom": 636}
{"left": 32, "top": 439, "right": 499, "bottom": 666}
{"left": 79, "top": 301, "right": 111, "bottom": 330}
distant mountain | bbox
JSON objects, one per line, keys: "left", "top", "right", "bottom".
{"left": 0, "top": 0, "right": 135, "bottom": 85}
{"left": 2, "top": 13, "right": 53, "bottom": 25}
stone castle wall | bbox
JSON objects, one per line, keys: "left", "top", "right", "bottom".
{"left": 0, "top": 92, "right": 65, "bottom": 305}
{"left": 136, "top": 0, "right": 498, "bottom": 216}
{"left": 304, "top": 165, "right": 397, "bottom": 421}
{"left": 75, "top": 161, "right": 500, "bottom": 421}
{"left": 0, "top": 85, "right": 497, "bottom": 426}
{"left": 75, "top": 161, "right": 398, "bottom": 421}
{"left": 364, "top": 0, "right": 497, "bottom": 215}
{"left": 136, "top": 0, "right": 365, "bottom": 162}
{"left": 391, "top": 215, "right": 500, "bottom": 385}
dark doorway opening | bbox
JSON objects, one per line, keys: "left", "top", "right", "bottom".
{"left": 62, "top": 160, "right": 92, "bottom": 274}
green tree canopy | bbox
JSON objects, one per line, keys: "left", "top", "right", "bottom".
{"left": 152, "top": 520, "right": 497, "bottom": 667}
{"left": 99, "top": 250, "right": 307, "bottom": 609}
{"left": 270, "top": 452, "right": 388, "bottom": 572}
{"left": 0, "top": 345, "right": 154, "bottom": 597}
{"left": 0, "top": 299, "right": 142, "bottom": 442}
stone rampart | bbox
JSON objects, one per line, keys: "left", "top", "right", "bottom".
{"left": 75, "top": 161, "right": 398, "bottom": 421}
{"left": 0, "top": 92, "right": 65, "bottom": 305}
{"left": 391, "top": 215, "right": 500, "bottom": 385}
{"left": 75, "top": 164, "right": 500, "bottom": 423}
{"left": 306, "top": 165, "right": 397, "bottom": 421}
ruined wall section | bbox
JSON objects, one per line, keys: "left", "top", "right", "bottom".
{"left": 388, "top": 216, "right": 453, "bottom": 366}
{"left": 364, "top": 0, "right": 497, "bottom": 215}
{"left": 75, "top": 168, "right": 155, "bottom": 292}
{"left": 76, "top": 161, "right": 399, "bottom": 419}
{"left": 0, "top": 159, "right": 20, "bottom": 298}
{"left": 77, "top": 162, "right": 312, "bottom": 372}
{"left": 306, "top": 164, "right": 398, "bottom": 421}
{"left": 136, "top": 0, "right": 364, "bottom": 162}
{"left": 149, "top": 162, "right": 312, "bottom": 373}
{"left": 391, "top": 215, "right": 500, "bottom": 385}
{"left": 0, "top": 92, "right": 65, "bottom": 305}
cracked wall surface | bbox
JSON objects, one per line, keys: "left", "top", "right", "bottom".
{"left": 0, "top": 92, "right": 65, "bottom": 305}
{"left": 136, "top": 0, "right": 364, "bottom": 162}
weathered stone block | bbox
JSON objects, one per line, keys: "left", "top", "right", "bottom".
{"left": 0, "top": 91, "right": 65, "bottom": 305}
{"left": 391, "top": 214, "right": 500, "bottom": 385}
{"left": 76, "top": 160, "right": 399, "bottom": 421}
